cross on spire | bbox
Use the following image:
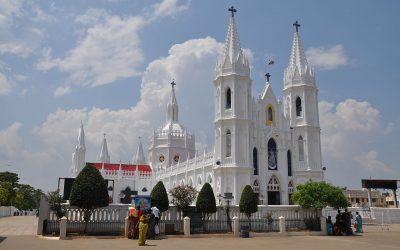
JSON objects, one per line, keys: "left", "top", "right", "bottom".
{"left": 228, "top": 6, "right": 237, "bottom": 17}
{"left": 170, "top": 80, "right": 176, "bottom": 88}
{"left": 265, "top": 73, "right": 271, "bottom": 82}
{"left": 293, "top": 20, "right": 301, "bottom": 32}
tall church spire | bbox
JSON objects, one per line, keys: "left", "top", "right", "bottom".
{"left": 216, "top": 6, "right": 249, "bottom": 76}
{"left": 72, "top": 122, "right": 86, "bottom": 177}
{"left": 284, "top": 21, "right": 315, "bottom": 87}
{"left": 132, "top": 137, "right": 146, "bottom": 164}
{"left": 166, "top": 81, "right": 178, "bottom": 123}
{"left": 97, "top": 133, "right": 110, "bottom": 163}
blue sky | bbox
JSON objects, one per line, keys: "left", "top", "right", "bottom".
{"left": 0, "top": 0, "right": 399, "bottom": 192}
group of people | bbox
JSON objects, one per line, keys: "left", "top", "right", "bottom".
{"left": 128, "top": 205, "right": 160, "bottom": 246}
{"left": 326, "top": 209, "right": 363, "bottom": 236}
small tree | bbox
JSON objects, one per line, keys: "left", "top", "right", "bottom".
{"left": 291, "top": 181, "right": 350, "bottom": 210}
{"left": 239, "top": 185, "right": 258, "bottom": 229}
{"left": 196, "top": 183, "right": 217, "bottom": 223}
{"left": 48, "top": 191, "right": 66, "bottom": 219}
{"left": 150, "top": 181, "right": 169, "bottom": 214}
{"left": 169, "top": 185, "right": 197, "bottom": 217}
{"left": 69, "top": 164, "right": 109, "bottom": 233}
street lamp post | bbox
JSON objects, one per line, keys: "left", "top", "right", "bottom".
{"left": 218, "top": 193, "right": 234, "bottom": 232}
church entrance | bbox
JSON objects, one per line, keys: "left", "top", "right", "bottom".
{"left": 268, "top": 191, "right": 280, "bottom": 205}
{"left": 267, "top": 175, "right": 281, "bottom": 205}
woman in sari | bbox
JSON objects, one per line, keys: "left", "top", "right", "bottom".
{"left": 137, "top": 211, "right": 149, "bottom": 246}
{"left": 355, "top": 212, "right": 363, "bottom": 233}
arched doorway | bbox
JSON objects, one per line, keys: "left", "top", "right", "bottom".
{"left": 267, "top": 175, "right": 281, "bottom": 205}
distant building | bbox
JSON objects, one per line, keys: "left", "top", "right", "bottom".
{"left": 382, "top": 191, "right": 400, "bottom": 208}
{"left": 343, "top": 189, "right": 386, "bottom": 207}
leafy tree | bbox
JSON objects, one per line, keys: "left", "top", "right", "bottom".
{"left": 69, "top": 163, "right": 109, "bottom": 233}
{"left": 0, "top": 187, "right": 9, "bottom": 205}
{"left": 48, "top": 191, "right": 66, "bottom": 219}
{"left": 239, "top": 185, "right": 258, "bottom": 228}
{"left": 150, "top": 181, "right": 169, "bottom": 213}
{"left": 291, "top": 181, "right": 350, "bottom": 210}
{"left": 0, "top": 172, "right": 19, "bottom": 188}
{"left": 196, "top": 183, "right": 216, "bottom": 221}
{"left": 169, "top": 185, "right": 197, "bottom": 217}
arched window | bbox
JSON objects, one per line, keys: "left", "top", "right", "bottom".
{"left": 268, "top": 107, "right": 273, "bottom": 121}
{"left": 226, "top": 88, "right": 232, "bottom": 109}
{"left": 287, "top": 150, "right": 292, "bottom": 176}
{"left": 253, "top": 147, "right": 258, "bottom": 175}
{"left": 265, "top": 105, "right": 275, "bottom": 126}
{"left": 268, "top": 138, "right": 278, "bottom": 170}
{"left": 226, "top": 130, "right": 232, "bottom": 157}
{"left": 296, "top": 97, "right": 302, "bottom": 117}
{"left": 298, "top": 136, "right": 304, "bottom": 161}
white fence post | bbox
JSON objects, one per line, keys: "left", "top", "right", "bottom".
{"left": 184, "top": 216, "right": 190, "bottom": 236}
{"left": 124, "top": 216, "right": 130, "bottom": 238}
{"left": 232, "top": 216, "right": 239, "bottom": 237}
{"left": 60, "top": 216, "right": 67, "bottom": 239}
{"left": 37, "top": 195, "right": 50, "bottom": 235}
{"left": 279, "top": 216, "right": 286, "bottom": 234}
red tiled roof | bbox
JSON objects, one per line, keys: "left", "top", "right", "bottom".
{"left": 88, "top": 162, "right": 152, "bottom": 172}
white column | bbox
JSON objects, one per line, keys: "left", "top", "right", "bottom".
{"left": 279, "top": 216, "right": 286, "bottom": 234}
{"left": 60, "top": 216, "right": 67, "bottom": 239}
{"left": 184, "top": 216, "right": 190, "bottom": 236}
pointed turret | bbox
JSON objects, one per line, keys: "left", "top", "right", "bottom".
{"left": 97, "top": 133, "right": 110, "bottom": 163}
{"left": 71, "top": 122, "right": 86, "bottom": 177}
{"left": 166, "top": 81, "right": 178, "bottom": 123}
{"left": 216, "top": 6, "right": 249, "bottom": 77}
{"left": 284, "top": 21, "right": 315, "bottom": 88}
{"left": 132, "top": 137, "right": 146, "bottom": 164}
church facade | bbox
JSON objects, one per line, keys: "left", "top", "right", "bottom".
{"left": 71, "top": 9, "right": 324, "bottom": 205}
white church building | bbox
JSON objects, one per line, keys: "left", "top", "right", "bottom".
{"left": 71, "top": 8, "right": 324, "bottom": 205}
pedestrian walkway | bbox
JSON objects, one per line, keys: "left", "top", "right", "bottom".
{"left": 0, "top": 216, "right": 37, "bottom": 236}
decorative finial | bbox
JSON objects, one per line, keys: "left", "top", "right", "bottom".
{"left": 265, "top": 73, "right": 271, "bottom": 82}
{"left": 228, "top": 6, "right": 237, "bottom": 17}
{"left": 170, "top": 80, "right": 176, "bottom": 88}
{"left": 293, "top": 20, "right": 301, "bottom": 32}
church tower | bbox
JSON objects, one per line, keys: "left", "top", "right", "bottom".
{"left": 132, "top": 137, "right": 146, "bottom": 164}
{"left": 283, "top": 21, "right": 323, "bottom": 182}
{"left": 72, "top": 122, "right": 86, "bottom": 177}
{"left": 148, "top": 82, "right": 195, "bottom": 172}
{"left": 97, "top": 133, "right": 110, "bottom": 163}
{"left": 214, "top": 7, "right": 252, "bottom": 202}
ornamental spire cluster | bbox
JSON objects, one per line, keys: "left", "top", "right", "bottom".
{"left": 216, "top": 6, "right": 249, "bottom": 76}
{"left": 284, "top": 21, "right": 315, "bottom": 87}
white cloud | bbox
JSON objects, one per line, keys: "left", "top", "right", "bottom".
{"left": 36, "top": 0, "right": 191, "bottom": 93}
{"left": 54, "top": 85, "right": 71, "bottom": 96}
{"left": 0, "top": 72, "right": 11, "bottom": 95}
{"left": 319, "top": 99, "right": 394, "bottom": 186}
{"left": 306, "top": 44, "right": 348, "bottom": 70}
{"left": 151, "top": 0, "right": 190, "bottom": 19}
{"left": 0, "top": 122, "right": 23, "bottom": 156}
{"left": 354, "top": 151, "right": 392, "bottom": 173}
{"left": 34, "top": 37, "right": 222, "bottom": 166}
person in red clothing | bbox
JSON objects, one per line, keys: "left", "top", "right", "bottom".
{"left": 133, "top": 205, "right": 143, "bottom": 239}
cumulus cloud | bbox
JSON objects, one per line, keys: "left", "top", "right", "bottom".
{"left": 319, "top": 99, "right": 394, "bottom": 186}
{"left": 306, "top": 44, "right": 348, "bottom": 70}
{"left": 0, "top": 72, "right": 12, "bottom": 95}
{"left": 36, "top": 0, "right": 191, "bottom": 93}
{"left": 34, "top": 37, "right": 222, "bottom": 165}
{"left": 0, "top": 122, "right": 23, "bottom": 156}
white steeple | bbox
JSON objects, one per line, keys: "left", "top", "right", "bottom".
{"left": 284, "top": 21, "right": 315, "bottom": 88}
{"left": 71, "top": 122, "right": 86, "bottom": 177}
{"left": 132, "top": 137, "right": 146, "bottom": 164}
{"left": 97, "top": 133, "right": 110, "bottom": 163}
{"left": 167, "top": 81, "right": 178, "bottom": 123}
{"left": 216, "top": 6, "right": 249, "bottom": 77}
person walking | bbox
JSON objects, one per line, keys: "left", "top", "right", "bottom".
{"left": 355, "top": 212, "right": 363, "bottom": 233}
{"left": 151, "top": 206, "right": 160, "bottom": 236}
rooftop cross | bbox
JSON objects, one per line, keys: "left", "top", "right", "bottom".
{"left": 228, "top": 6, "right": 237, "bottom": 17}
{"left": 293, "top": 20, "right": 301, "bottom": 32}
{"left": 265, "top": 73, "right": 271, "bottom": 82}
{"left": 170, "top": 80, "right": 176, "bottom": 88}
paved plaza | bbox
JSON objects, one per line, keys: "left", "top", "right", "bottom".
{"left": 0, "top": 216, "right": 400, "bottom": 250}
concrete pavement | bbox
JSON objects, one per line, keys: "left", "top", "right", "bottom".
{"left": 1, "top": 216, "right": 400, "bottom": 250}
